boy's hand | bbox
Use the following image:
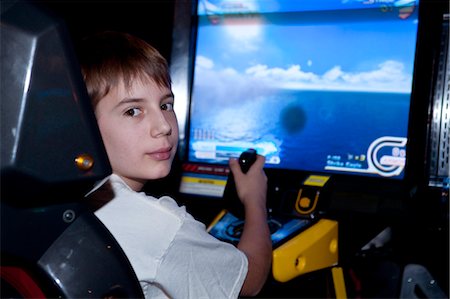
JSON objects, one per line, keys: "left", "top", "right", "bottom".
{"left": 230, "top": 154, "right": 272, "bottom": 296}
{"left": 229, "top": 154, "right": 267, "bottom": 209}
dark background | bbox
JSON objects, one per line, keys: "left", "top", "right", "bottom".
{"left": 29, "top": 0, "right": 177, "bottom": 62}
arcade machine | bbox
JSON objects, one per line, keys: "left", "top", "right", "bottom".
{"left": 169, "top": 0, "right": 449, "bottom": 297}
{"left": 1, "top": 2, "right": 143, "bottom": 297}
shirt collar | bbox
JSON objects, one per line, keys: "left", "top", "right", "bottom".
{"left": 84, "top": 173, "right": 132, "bottom": 197}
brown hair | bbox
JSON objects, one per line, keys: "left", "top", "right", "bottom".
{"left": 78, "top": 31, "right": 171, "bottom": 108}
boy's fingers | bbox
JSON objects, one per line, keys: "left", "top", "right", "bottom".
{"left": 254, "top": 155, "right": 266, "bottom": 168}
{"left": 229, "top": 158, "right": 241, "bottom": 175}
{"left": 229, "top": 154, "right": 265, "bottom": 177}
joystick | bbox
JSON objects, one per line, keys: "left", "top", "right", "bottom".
{"left": 238, "top": 148, "right": 258, "bottom": 174}
{"left": 223, "top": 148, "right": 258, "bottom": 218}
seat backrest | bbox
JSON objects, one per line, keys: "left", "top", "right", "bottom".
{"left": 1, "top": 0, "right": 110, "bottom": 202}
{"left": 1, "top": 2, "right": 144, "bottom": 297}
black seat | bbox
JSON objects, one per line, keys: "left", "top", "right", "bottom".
{"left": 0, "top": 1, "right": 143, "bottom": 297}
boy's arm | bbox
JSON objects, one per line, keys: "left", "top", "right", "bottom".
{"left": 229, "top": 156, "right": 272, "bottom": 296}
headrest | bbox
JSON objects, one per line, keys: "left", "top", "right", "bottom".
{"left": 1, "top": 1, "right": 111, "bottom": 204}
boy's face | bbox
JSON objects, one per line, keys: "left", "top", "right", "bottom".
{"left": 94, "top": 77, "right": 178, "bottom": 191}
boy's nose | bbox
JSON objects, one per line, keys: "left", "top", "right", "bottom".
{"left": 150, "top": 113, "right": 172, "bottom": 137}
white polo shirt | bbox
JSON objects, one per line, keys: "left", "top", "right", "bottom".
{"left": 88, "top": 174, "right": 248, "bottom": 298}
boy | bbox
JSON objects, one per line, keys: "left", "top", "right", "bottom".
{"left": 80, "top": 31, "right": 272, "bottom": 298}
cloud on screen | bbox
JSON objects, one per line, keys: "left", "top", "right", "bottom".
{"left": 195, "top": 55, "right": 413, "bottom": 97}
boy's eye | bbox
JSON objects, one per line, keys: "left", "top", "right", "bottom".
{"left": 124, "top": 108, "right": 142, "bottom": 117}
{"left": 161, "top": 103, "right": 174, "bottom": 111}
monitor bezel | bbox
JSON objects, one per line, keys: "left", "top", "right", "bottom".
{"left": 169, "top": 0, "right": 445, "bottom": 196}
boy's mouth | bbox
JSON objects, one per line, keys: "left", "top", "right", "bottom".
{"left": 147, "top": 147, "right": 172, "bottom": 161}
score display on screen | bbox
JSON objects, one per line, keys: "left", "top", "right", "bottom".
{"left": 187, "top": 0, "right": 419, "bottom": 179}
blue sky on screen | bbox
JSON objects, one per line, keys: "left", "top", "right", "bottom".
{"left": 198, "top": 0, "right": 418, "bottom": 14}
{"left": 195, "top": 0, "right": 419, "bottom": 94}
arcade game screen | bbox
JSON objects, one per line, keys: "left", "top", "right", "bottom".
{"left": 183, "top": 0, "right": 420, "bottom": 190}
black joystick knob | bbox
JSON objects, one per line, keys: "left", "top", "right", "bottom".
{"left": 238, "top": 148, "right": 257, "bottom": 174}
{"left": 223, "top": 148, "right": 258, "bottom": 218}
